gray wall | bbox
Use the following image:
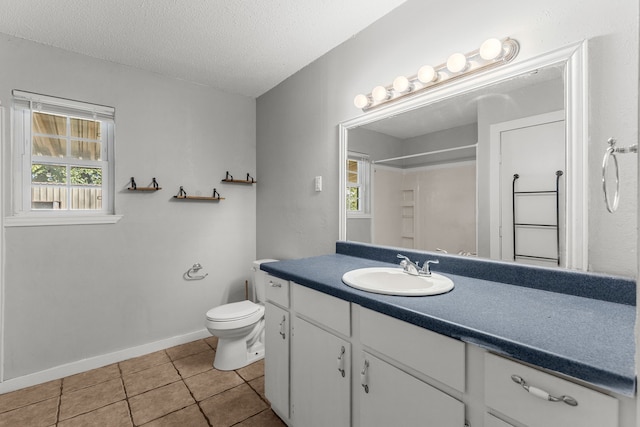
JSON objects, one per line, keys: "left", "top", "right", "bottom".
{"left": 256, "top": 0, "right": 638, "bottom": 277}
{"left": 402, "top": 123, "right": 478, "bottom": 167}
{"left": 1, "top": 35, "right": 256, "bottom": 379}
{"left": 349, "top": 127, "right": 403, "bottom": 162}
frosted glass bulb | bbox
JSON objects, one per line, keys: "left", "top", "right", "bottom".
{"left": 392, "top": 76, "right": 412, "bottom": 93}
{"left": 446, "top": 53, "right": 468, "bottom": 73}
{"left": 479, "top": 38, "right": 503, "bottom": 60}
{"left": 353, "top": 94, "right": 370, "bottom": 109}
{"left": 371, "top": 85, "right": 390, "bottom": 102}
{"left": 417, "top": 65, "right": 438, "bottom": 83}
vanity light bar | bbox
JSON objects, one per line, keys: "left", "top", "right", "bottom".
{"left": 353, "top": 37, "right": 520, "bottom": 111}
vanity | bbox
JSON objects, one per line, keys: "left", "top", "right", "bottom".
{"left": 261, "top": 241, "right": 636, "bottom": 427}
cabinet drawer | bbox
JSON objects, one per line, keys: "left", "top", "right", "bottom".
{"left": 485, "top": 353, "right": 618, "bottom": 427}
{"left": 292, "top": 283, "right": 350, "bottom": 336}
{"left": 359, "top": 307, "right": 465, "bottom": 392}
{"left": 265, "top": 275, "right": 290, "bottom": 308}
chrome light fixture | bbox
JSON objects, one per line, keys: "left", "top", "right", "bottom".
{"left": 353, "top": 37, "right": 519, "bottom": 111}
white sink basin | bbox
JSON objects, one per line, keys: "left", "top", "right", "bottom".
{"left": 342, "top": 267, "right": 454, "bottom": 296}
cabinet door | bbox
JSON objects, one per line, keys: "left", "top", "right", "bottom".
{"left": 485, "top": 413, "right": 515, "bottom": 427}
{"left": 292, "top": 317, "right": 350, "bottom": 427}
{"left": 359, "top": 352, "right": 464, "bottom": 427}
{"left": 265, "top": 303, "right": 290, "bottom": 420}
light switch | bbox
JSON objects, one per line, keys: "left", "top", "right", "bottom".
{"left": 315, "top": 176, "right": 322, "bottom": 192}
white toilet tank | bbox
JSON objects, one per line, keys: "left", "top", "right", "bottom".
{"left": 252, "top": 259, "right": 278, "bottom": 303}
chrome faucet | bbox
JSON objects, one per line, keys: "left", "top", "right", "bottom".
{"left": 397, "top": 254, "right": 439, "bottom": 277}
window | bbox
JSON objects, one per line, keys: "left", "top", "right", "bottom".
{"left": 7, "top": 90, "right": 120, "bottom": 226}
{"left": 346, "top": 152, "right": 370, "bottom": 216}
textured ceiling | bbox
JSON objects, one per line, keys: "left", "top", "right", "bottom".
{"left": 0, "top": 0, "right": 407, "bottom": 98}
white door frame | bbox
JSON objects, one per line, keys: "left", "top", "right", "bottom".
{"left": 489, "top": 110, "right": 586, "bottom": 270}
{"left": 0, "top": 105, "right": 5, "bottom": 383}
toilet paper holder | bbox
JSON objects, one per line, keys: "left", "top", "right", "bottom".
{"left": 185, "top": 263, "right": 208, "bottom": 280}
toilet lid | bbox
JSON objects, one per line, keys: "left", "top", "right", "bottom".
{"left": 206, "top": 300, "right": 261, "bottom": 322}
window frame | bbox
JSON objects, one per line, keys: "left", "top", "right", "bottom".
{"left": 346, "top": 152, "right": 371, "bottom": 218}
{"left": 5, "top": 90, "right": 121, "bottom": 227}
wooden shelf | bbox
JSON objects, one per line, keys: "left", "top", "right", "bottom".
{"left": 174, "top": 195, "right": 224, "bottom": 201}
{"left": 221, "top": 179, "right": 256, "bottom": 184}
{"left": 128, "top": 187, "right": 162, "bottom": 191}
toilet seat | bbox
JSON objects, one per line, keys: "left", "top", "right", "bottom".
{"left": 206, "top": 300, "right": 264, "bottom": 330}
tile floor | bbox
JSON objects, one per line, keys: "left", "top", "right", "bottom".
{"left": 0, "top": 337, "right": 286, "bottom": 427}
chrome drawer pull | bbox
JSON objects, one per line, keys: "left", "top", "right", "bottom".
{"left": 511, "top": 375, "right": 578, "bottom": 406}
{"left": 361, "top": 359, "right": 370, "bottom": 393}
{"left": 269, "top": 281, "right": 282, "bottom": 288}
{"left": 278, "top": 316, "right": 286, "bottom": 339}
{"left": 337, "top": 346, "right": 346, "bottom": 377}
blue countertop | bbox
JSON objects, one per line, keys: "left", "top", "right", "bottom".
{"left": 261, "top": 244, "right": 636, "bottom": 397}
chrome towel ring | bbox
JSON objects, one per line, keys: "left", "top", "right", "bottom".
{"left": 602, "top": 138, "right": 637, "bottom": 213}
{"left": 184, "top": 263, "right": 208, "bottom": 280}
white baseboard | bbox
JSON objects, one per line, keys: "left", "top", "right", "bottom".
{"left": 0, "top": 329, "right": 211, "bottom": 394}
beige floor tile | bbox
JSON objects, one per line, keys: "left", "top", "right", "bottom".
{"left": 63, "top": 364, "right": 121, "bottom": 393}
{"left": 57, "top": 401, "right": 132, "bottom": 427}
{"left": 0, "top": 379, "right": 61, "bottom": 414}
{"left": 129, "top": 381, "right": 195, "bottom": 425}
{"left": 184, "top": 369, "right": 244, "bottom": 401}
{"left": 172, "top": 349, "right": 215, "bottom": 378}
{"left": 165, "top": 340, "right": 211, "bottom": 361}
{"left": 119, "top": 350, "right": 171, "bottom": 375}
{"left": 236, "top": 359, "right": 264, "bottom": 382}
{"left": 140, "top": 404, "right": 209, "bottom": 427}
{"left": 123, "top": 362, "right": 181, "bottom": 397}
{"left": 199, "top": 383, "right": 268, "bottom": 427}
{"left": 204, "top": 336, "right": 218, "bottom": 350}
{"left": 235, "top": 409, "right": 287, "bottom": 427}
{"left": 0, "top": 396, "right": 59, "bottom": 427}
{"left": 247, "top": 376, "right": 265, "bottom": 401}
{"left": 59, "top": 378, "right": 126, "bottom": 420}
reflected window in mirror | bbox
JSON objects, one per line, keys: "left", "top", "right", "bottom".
{"left": 346, "top": 152, "right": 370, "bottom": 216}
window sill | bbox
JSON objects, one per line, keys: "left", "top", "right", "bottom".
{"left": 347, "top": 214, "right": 372, "bottom": 219}
{"left": 4, "top": 214, "right": 123, "bottom": 227}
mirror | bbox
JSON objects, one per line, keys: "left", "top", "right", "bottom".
{"left": 339, "top": 42, "right": 589, "bottom": 271}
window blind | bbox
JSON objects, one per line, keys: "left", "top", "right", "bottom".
{"left": 12, "top": 89, "right": 115, "bottom": 122}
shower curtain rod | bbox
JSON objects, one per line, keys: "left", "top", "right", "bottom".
{"left": 372, "top": 143, "right": 477, "bottom": 164}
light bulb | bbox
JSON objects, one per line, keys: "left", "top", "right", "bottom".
{"left": 446, "top": 53, "right": 468, "bottom": 73}
{"left": 479, "top": 38, "right": 503, "bottom": 61}
{"left": 392, "top": 76, "right": 412, "bottom": 93}
{"left": 371, "top": 85, "right": 390, "bottom": 102}
{"left": 353, "top": 94, "right": 370, "bottom": 109}
{"left": 417, "top": 65, "right": 438, "bottom": 83}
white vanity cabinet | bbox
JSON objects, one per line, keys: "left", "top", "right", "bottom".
{"left": 263, "top": 277, "right": 629, "bottom": 427}
{"left": 264, "top": 276, "right": 291, "bottom": 422}
{"left": 291, "top": 283, "right": 351, "bottom": 427}
{"left": 485, "top": 352, "right": 619, "bottom": 427}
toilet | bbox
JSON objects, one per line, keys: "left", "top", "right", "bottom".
{"left": 205, "top": 259, "right": 277, "bottom": 370}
